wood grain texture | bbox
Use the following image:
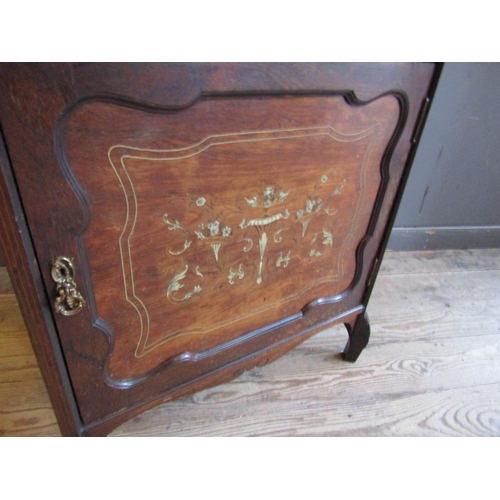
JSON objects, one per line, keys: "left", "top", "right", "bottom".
{"left": 0, "top": 63, "right": 440, "bottom": 434}
{"left": 0, "top": 268, "right": 13, "bottom": 294}
{"left": 62, "top": 94, "right": 398, "bottom": 381}
{"left": 0, "top": 296, "right": 61, "bottom": 436}
{"left": 110, "top": 336, "right": 500, "bottom": 437}
{"left": 1, "top": 248, "right": 499, "bottom": 436}
{"left": 0, "top": 63, "right": 439, "bottom": 434}
{"left": 380, "top": 248, "right": 500, "bottom": 274}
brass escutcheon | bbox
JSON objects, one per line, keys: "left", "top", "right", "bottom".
{"left": 51, "top": 256, "right": 85, "bottom": 316}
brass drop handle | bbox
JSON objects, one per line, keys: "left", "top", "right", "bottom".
{"left": 51, "top": 256, "right": 85, "bottom": 316}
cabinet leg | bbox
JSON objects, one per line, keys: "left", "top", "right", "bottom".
{"left": 342, "top": 311, "right": 370, "bottom": 362}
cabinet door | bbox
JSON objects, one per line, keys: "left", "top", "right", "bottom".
{"left": 0, "top": 63, "right": 438, "bottom": 433}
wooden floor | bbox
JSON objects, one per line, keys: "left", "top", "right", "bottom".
{"left": 1, "top": 249, "right": 499, "bottom": 437}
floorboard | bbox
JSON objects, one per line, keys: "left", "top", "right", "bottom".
{"left": 0, "top": 249, "right": 499, "bottom": 437}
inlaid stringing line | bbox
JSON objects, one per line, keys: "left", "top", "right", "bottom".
{"left": 107, "top": 148, "right": 152, "bottom": 359}
{"left": 108, "top": 124, "right": 379, "bottom": 157}
{"left": 112, "top": 126, "right": 379, "bottom": 164}
{"left": 335, "top": 125, "right": 380, "bottom": 280}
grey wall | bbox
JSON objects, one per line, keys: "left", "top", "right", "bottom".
{"left": 389, "top": 62, "right": 500, "bottom": 250}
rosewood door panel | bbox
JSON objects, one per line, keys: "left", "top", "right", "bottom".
{"left": 61, "top": 94, "right": 399, "bottom": 382}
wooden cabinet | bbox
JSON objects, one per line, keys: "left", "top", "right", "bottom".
{"left": 0, "top": 63, "right": 441, "bottom": 436}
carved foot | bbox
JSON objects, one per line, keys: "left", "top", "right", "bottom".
{"left": 342, "top": 311, "right": 370, "bottom": 362}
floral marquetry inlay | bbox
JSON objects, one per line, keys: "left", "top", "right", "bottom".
{"left": 104, "top": 120, "right": 386, "bottom": 358}
{"left": 163, "top": 178, "right": 348, "bottom": 291}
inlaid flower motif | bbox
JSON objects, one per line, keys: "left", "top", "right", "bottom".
{"left": 321, "top": 175, "right": 328, "bottom": 184}
{"left": 264, "top": 186, "right": 274, "bottom": 198}
{"left": 222, "top": 226, "right": 232, "bottom": 237}
{"left": 207, "top": 221, "right": 220, "bottom": 236}
{"left": 196, "top": 197, "right": 206, "bottom": 207}
{"left": 306, "top": 199, "right": 316, "bottom": 213}
{"left": 245, "top": 196, "right": 258, "bottom": 207}
{"left": 278, "top": 190, "right": 289, "bottom": 202}
{"left": 163, "top": 213, "right": 184, "bottom": 231}
{"left": 333, "top": 179, "right": 347, "bottom": 195}
{"left": 322, "top": 229, "right": 333, "bottom": 246}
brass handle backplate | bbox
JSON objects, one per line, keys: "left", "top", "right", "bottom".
{"left": 51, "top": 256, "right": 85, "bottom": 316}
